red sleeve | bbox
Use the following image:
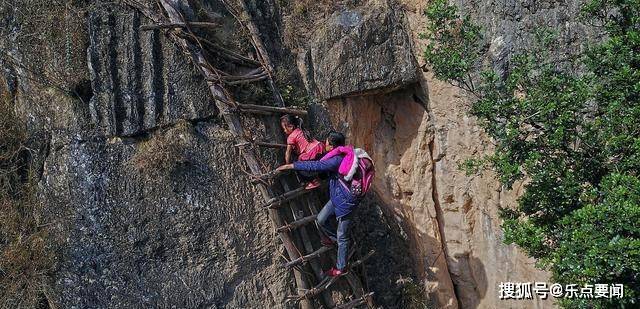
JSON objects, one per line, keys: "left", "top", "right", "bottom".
{"left": 287, "top": 129, "right": 301, "bottom": 146}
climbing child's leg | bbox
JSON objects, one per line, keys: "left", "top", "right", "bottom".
{"left": 297, "top": 170, "right": 321, "bottom": 190}
{"left": 316, "top": 200, "right": 337, "bottom": 241}
{"left": 336, "top": 212, "right": 353, "bottom": 271}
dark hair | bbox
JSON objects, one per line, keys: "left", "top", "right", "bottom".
{"left": 326, "top": 131, "right": 346, "bottom": 147}
{"left": 280, "top": 114, "right": 311, "bottom": 140}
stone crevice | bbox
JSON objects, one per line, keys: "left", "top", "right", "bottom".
{"left": 428, "top": 136, "right": 462, "bottom": 307}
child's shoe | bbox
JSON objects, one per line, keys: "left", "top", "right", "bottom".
{"left": 324, "top": 267, "right": 346, "bottom": 277}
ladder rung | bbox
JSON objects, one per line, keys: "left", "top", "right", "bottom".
{"left": 233, "top": 141, "right": 288, "bottom": 149}
{"left": 248, "top": 169, "right": 288, "bottom": 184}
{"left": 277, "top": 214, "right": 317, "bottom": 232}
{"left": 285, "top": 246, "right": 332, "bottom": 269}
{"left": 237, "top": 108, "right": 272, "bottom": 116}
{"left": 333, "top": 292, "right": 375, "bottom": 309}
{"left": 237, "top": 103, "right": 307, "bottom": 116}
{"left": 262, "top": 187, "right": 313, "bottom": 209}
{"left": 220, "top": 68, "right": 264, "bottom": 80}
{"left": 226, "top": 74, "right": 268, "bottom": 85}
{"left": 288, "top": 250, "right": 375, "bottom": 302}
{"left": 255, "top": 141, "right": 287, "bottom": 148}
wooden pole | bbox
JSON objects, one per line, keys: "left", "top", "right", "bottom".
{"left": 333, "top": 292, "right": 375, "bottom": 309}
{"left": 262, "top": 187, "right": 314, "bottom": 209}
{"left": 277, "top": 214, "right": 317, "bottom": 232}
{"left": 285, "top": 246, "right": 332, "bottom": 269}
{"left": 140, "top": 21, "right": 218, "bottom": 30}
{"left": 290, "top": 250, "right": 375, "bottom": 302}
{"left": 237, "top": 103, "right": 307, "bottom": 116}
{"left": 149, "top": 2, "right": 315, "bottom": 308}
{"left": 254, "top": 141, "right": 288, "bottom": 148}
{"left": 231, "top": 0, "right": 286, "bottom": 107}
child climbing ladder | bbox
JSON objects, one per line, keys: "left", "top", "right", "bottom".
{"left": 125, "top": 0, "right": 375, "bottom": 307}
{"left": 277, "top": 131, "right": 375, "bottom": 278}
{"left": 280, "top": 114, "right": 325, "bottom": 189}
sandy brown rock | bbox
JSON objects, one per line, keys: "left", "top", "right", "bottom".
{"left": 312, "top": 1, "right": 569, "bottom": 308}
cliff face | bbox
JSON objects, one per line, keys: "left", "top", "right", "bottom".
{"left": 2, "top": 1, "right": 289, "bottom": 308}
{"left": 294, "top": 0, "right": 592, "bottom": 308}
{"left": 0, "top": 0, "right": 593, "bottom": 308}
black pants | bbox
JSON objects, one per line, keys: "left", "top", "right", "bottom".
{"left": 296, "top": 153, "right": 325, "bottom": 182}
{"left": 298, "top": 170, "right": 318, "bottom": 182}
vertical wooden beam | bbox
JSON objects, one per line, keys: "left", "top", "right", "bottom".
{"left": 154, "top": 2, "right": 314, "bottom": 308}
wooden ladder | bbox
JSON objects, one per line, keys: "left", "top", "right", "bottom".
{"left": 124, "top": 1, "right": 375, "bottom": 308}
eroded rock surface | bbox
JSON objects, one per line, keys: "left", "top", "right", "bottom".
{"left": 87, "top": 6, "right": 215, "bottom": 136}
{"left": 295, "top": 0, "right": 594, "bottom": 308}
{"left": 1, "top": 0, "right": 596, "bottom": 308}
{"left": 303, "top": 0, "right": 417, "bottom": 99}
{"left": 2, "top": 1, "right": 290, "bottom": 308}
{"left": 42, "top": 122, "right": 289, "bottom": 308}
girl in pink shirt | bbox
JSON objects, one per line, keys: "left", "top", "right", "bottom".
{"left": 280, "top": 115, "right": 324, "bottom": 189}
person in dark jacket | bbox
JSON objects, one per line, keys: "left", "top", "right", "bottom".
{"left": 276, "top": 131, "right": 358, "bottom": 277}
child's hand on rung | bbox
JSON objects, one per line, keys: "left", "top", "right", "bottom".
{"left": 276, "top": 164, "right": 294, "bottom": 171}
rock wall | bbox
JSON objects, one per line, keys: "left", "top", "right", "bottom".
{"left": 87, "top": 6, "right": 215, "bottom": 136}
{"left": 301, "top": 0, "right": 417, "bottom": 99}
{"left": 325, "top": 83, "right": 552, "bottom": 309}
{"left": 0, "top": 0, "right": 596, "bottom": 307}
{"left": 294, "top": 0, "right": 595, "bottom": 308}
{"left": 1, "top": 1, "right": 292, "bottom": 308}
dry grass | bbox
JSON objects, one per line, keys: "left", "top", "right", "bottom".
{"left": 398, "top": 278, "right": 433, "bottom": 309}
{"left": 279, "top": 0, "right": 341, "bottom": 48}
{"left": 278, "top": 0, "right": 365, "bottom": 49}
{"left": 0, "top": 79, "right": 55, "bottom": 308}
{"left": 1, "top": 0, "right": 90, "bottom": 86}
{"left": 129, "top": 121, "right": 191, "bottom": 177}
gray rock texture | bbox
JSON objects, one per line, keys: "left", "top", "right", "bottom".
{"left": 42, "top": 122, "right": 289, "bottom": 308}
{"left": 0, "top": 0, "right": 598, "bottom": 308}
{"left": 454, "top": 0, "right": 599, "bottom": 77}
{"left": 304, "top": 0, "right": 418, "bottom": 99}
{"left": 315, "top": 0, "right": 597, "bottom": 308}
{"left": 87, "top": 6, "right": 215, "bottom": 136}
{"left": 1, "top": 1, "right": 291, "bottom": 308}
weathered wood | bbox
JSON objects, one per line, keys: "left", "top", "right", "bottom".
{"left": 263, "top": 186, "right": 314, "bottom": 209}
{"left": 236, "top": 109, "right": 272, "bottom": 116}
{"left": 237, "top": 103, "right": 307, "bottom": 116}
{"left": 226, "top": 75, "right": 268, "bottom": 85}
{"left": 234, "top": 0, "right": 374, "bottom": 301}
{"left": 255, "top": 141, "right": 288, "bottom": 148}
{"left": 140, "top": 21, "right": 218, "bottom": 30}
{"left": 333, "top": 292, "right": 375, "bottom": 309}
{"left": 306, "top": 195, "right": 370, "bottom": 302}
{"left": 285, "top": 246, "right": 332, "bottom": 269}
{"left": 244, "top": 168, "right": 288, "bottom": 185}
{"left": 126, "top": 2, "right": 373, "bottom": 307}
{"left": 233, "top": 141, "right": 287, "bottom": 150}
{"left": 150, "top": 1, "right": 314, "bottom": 308}
{"left": 288, "top": 250, "right": 375, "bottom": 302}
{"left": 277, "top": 177, "right": 335, "bottom": 308}
{"left": 220, "top": 70, "right": 266, "bottom": 81}
{"left": 192, "top": 34, "right": 262, "bottom": 66}
{"left": 226, "top": 0, "right": 286, "bottom": 106}
{"left": 277, "top": 214, "right": 317, "bottom": 232}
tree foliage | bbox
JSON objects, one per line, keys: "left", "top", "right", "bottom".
{"left": 422, "top": 0, "right": 640, "bottom": 307}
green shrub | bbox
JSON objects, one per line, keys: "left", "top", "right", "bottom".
{"left": 420, "top": 0, "right": 483, "bottom": 94}
{"left": 422, "top": 0, "right": 640, "bottom": 307}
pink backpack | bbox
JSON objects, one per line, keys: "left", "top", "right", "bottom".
{"left": 341, "top": 157, "right": 375, "bottom": 198}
